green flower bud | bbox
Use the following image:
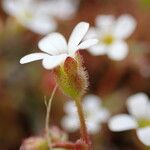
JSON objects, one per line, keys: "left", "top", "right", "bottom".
{"left": 49, "top": 126, "right": 68, "bottom": 143}
{"left": 54, "top": 53, "right": 88, "bottom": 99}
{"left": 20, "top": 137, "right": 49, "bottom": 150}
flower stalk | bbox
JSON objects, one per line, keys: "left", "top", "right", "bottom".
{"left": 75, "top": 98, "right": 92, "bottom": 150}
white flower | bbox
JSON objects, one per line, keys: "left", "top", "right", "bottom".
{"left": 2, "top": 0, "right": 79, "bottom": 35}
{"left": 2, "top": 0, "right": 57, "bottom": 35}
{"left": 61, "top": 94, "right": 110, "bottom": 134}
{"left": 20, "top": 22, "right": 98, "bottom": 69}
{"left": 108, "top": 93, "right": 150, "bottom": 146}
{"left": 86, "top": 14, "right": 136, "bottom": 60}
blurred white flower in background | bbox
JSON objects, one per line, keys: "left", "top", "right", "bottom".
{"left": 2, "top": 0, "right": 79, "bottom": 35}
{"left": 86, "top": 14, "right": 136, "bottom": 60}
{"left": 61, "top": 94, "right": 110, "bottom": 134}
{"left": 2, "top": 0, "right": 56, "bottom": 35}
{"left": 20, "top": 22, "right": 98, "bottom": 69}
{"left": 39, "top": 0, "right": 79, "bottom": 20}
{"left": 108, "top": 93, "right": 150, "bottom": 146}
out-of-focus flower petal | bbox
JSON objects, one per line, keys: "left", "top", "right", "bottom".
{"left": 95, "top": 15, "right": 115, "bottom": 28}
{"left": 86, "top": 121, "right": 101, "bottom": 134}
{"left": 52, "top": 0, "right": 79, "bottom": 20}
{"left": 42, "top": 54, "right": 67, "bottom": 69}
{"left": 127, "top": 93, "right": 150, "bottom": 119}
{"left": 68, "top": 22, "right": 89, "bottom": 55}
{"left": 95, "top": 108, "right": 110, "bottom": 122}
{"left": 107, "top": 40, "right": 128, "bottom": 60}
{"left": 87, "top": 44, "right": 107, "bottom": 56}
{"left": 2, "top": 0, "right": 58, "bottom": 35}
{"left": 64, "top": 101, "right": 77, "bottom": 115}
{"left": 137, "top": 127, "right": 150, "bottom": 146}
{"left": 25, "top": 16, "right": 57, "bottom": 35}
{"left": 113, "top": 14, "right": 136, "bottom": 39}
{"left": 61, "top": 116, "right": 79, "bottom": 132}
{"left": 20, "top": 53, "right": 48, "bottom": 64}
{"left": 77, "top": 39, "right": 98, "bottom": 50}
{"left": 2, "top": 0, "right": 21, "bottom": 16}
{"left": 38, "top": 33, "right": 67, "bottom": 55}
{"left": 83, "top": 94, "right": 102, "bottom": 111}
{"left": 38, "top": 0, "right": 78, "bottom": 20}
{"left": 108, "top": 114, "right": 138, "bottom": 132}
{"left": 85, "top": 27, "right": 98, "bottom": 39}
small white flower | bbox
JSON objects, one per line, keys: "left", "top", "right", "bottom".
{"left": 108, "top": 93, "right": 150, "bottom": 146}
{"left": 86, "top": 14, "right": 136, "bottom": 60}
{"left": 61, "top": 94, "right": 110, "bottom": 134}
{"left": 20, "top": 22, "right": 98, "bottom": 69}
{"left": 2, "top": 0, "right": 57, "bottom": 35}
{"left": 2, "top": 0, "right": 79, "bottom": 35}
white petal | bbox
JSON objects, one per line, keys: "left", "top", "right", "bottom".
{"left": 83, "top": 94, "right": 102, "bottom": 111}
{"left": 2, "top": 0, "right": 20, "bottom": 16}
{"left": 39, "top": 0, "right": 78, "bottom": 20}
{"left": 85, "top": 27, "right": 98, "bottom": 39}
{"left": 20, "top": 53, "right": 47, "bottom": 64}
{"left": 42, "top": 54, "right": 67, "bottom": 69}
{"left": 87, "top": 43, "right": 107, "bottom": 56}
{"left": 108, "top": 114, "right": 138, "bottom": 132}
{"left": 95, "top": 108, "right": 110, "bottom": 122}
{"left": 52, "top": 0, "right": 78, "bottom": 20}
{"left": 95, "top": 15, "right": 115, "bottom": 28}
{"left": 77, "top": 39, "right": 98, "bottom": 50}
{"left": 61, "top": 116, "right": 79, "bottom": 132}
{"left": 25, "top": 16, "right": 57, "bottom": 35}
{"left": 113, "top": 14, "right": 136, "bottom": 39}
{"left": 87, "top": 121, "right": 100, "bottom": 134}
{"left": 64, "top": 101, "right": 77, "bottom": 115}
{"left": 127, "top": 93, "right": 150, "bottom": 119}
{"left": 38, "top": 33, "right": 67, "bottom": 55}
{"left": 68, "top": 22, "right": 89, "bottom": 55}
{"left": 87, "top": 108, "right": 110, "bottom": 127}
{"left": 107, "top": 41, "right": 128, "bottom": 60}
{"left": 137, "top": 127, "right": 150, "bottom": 146}
{"left": 3, "top": 0, "right": 56, "bottom": 36}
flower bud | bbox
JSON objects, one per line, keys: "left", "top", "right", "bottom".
{"left": 48, "top": 126, "right": 68, "bottom": 143}
{"left": 20, "top": 137, "right": 49, "bottom": 150}
{"left": 54, "top": 53, "right": 88, "bottom": 99}
{"left": 64, "top": 57, "right": 78, "bottom": 76}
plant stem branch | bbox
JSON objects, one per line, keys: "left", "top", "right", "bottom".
{"left": 45, "top": 85, "right": 57, "bottom": 149}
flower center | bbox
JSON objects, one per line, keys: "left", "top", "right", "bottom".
{"left": 102, "top": 34, "right": 114, "bottom": 45}
{"left": 138, "top": 119, "right": 150, "bottom": 128}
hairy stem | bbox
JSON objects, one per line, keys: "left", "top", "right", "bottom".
{"left": 75, "top": 98, "right": 92, "bottom": 149}
{"left": 45, "top": 85, "right": 57, "bottom": 149}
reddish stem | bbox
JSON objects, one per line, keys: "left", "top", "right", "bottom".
{"left": 52, "top": 141, "right": 76, "bottom": 149}
{"left": 75, "top": 98, "right": 92, "bottom": 150}
{"left": 52, "top": 140, "right": 88, "bottom": 150}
